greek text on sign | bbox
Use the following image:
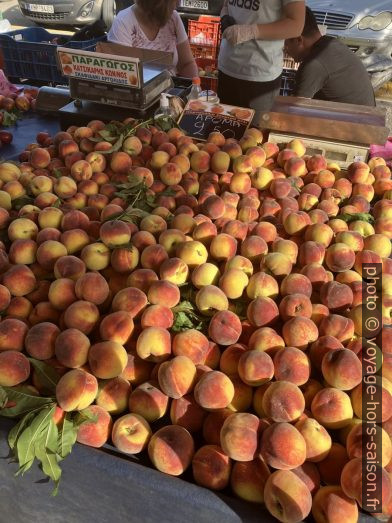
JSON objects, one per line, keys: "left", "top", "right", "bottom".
{"left": 56, "top": 48, "right": 141, "bottom": 88}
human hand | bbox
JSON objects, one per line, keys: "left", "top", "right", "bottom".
{"left": 222, "top": 24, "right": 260, "bottom": 46}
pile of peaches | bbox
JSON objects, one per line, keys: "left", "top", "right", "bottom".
{"left": 0, "top": 119, "right": 391, "bottom": 523}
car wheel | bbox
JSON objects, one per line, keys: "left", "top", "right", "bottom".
{"left": 102, "top": 0, "right": 116, "bottom": 28}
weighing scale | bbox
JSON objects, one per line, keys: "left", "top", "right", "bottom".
{"left": 259, "top": 96, "right": 389, "bottom": 167}
{"left": 47, "top": 46, "right": 191, "bottom": 129}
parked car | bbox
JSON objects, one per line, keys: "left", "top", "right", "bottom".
{"left": 307, "top": 0, "right": 392, "bottom": 89}
{"left": 16, "top": 0, "right": 224, "bottom": 30}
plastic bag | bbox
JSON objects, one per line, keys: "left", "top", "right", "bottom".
{"left": 0, "top": 70, "right": 22, "bottom": 97}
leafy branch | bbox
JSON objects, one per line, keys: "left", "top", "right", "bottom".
{"left": 171, "top": 300, "right": 209, "bottom": 333}
{"left": 339, "top": 213, "right": 375, "bottom": 224}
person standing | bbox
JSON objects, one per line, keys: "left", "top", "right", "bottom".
{"left": 218, "top": 0, "right": 305, "bottom": 122}
{"left": 284, "top": 7, "right": 376, "bottom": 106}
{"left": 108, "top": 0, "right": 198, "bottom": 78}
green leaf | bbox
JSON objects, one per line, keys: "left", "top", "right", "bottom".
{"left": 98, "top": 135, "right": 124, "bottom": 154}
{"left": 8, "top": 411, "right": 36, "bottom": 450}
{"left": 11, "top": 195, "right": 34, "bottom": 211}
{"left": 0, "top": 386, "right": 54, "bottom": 418}
{"left": 58, "top": 413, "right": 78, "bottom": 459}
{"left": 28, "top": 358, "right": 61, "bottom": 394}
{"left": 35, "top": 446, "right": 61, "bottom": 496}
{"left": 339, "top": 213, "right": 375, "bottom": 224}
{"left": 52, "top": 198, "right": 62, "bottom": 209}
{"left": 0, "top": 387, "right": 7, "bottom": 408}
{"left": 1, "top": 110, "right": 19, "bottom": 127}
{"left": 16, "top": 407, "right": 55, "bottom": 471}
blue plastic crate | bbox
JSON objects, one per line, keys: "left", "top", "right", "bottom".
{"left": 0, "top": 27, "right": 106, "bottom": 84}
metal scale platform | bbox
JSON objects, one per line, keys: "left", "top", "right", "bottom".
{"left": 259, "top": 96, "right": 389, "bottom": 167}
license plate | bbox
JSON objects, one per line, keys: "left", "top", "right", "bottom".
{"left": 23, "top": 3, "right": 54, "bottom": 13}
{"left": 180, "top": 0, "right": 208, "bottom": 10}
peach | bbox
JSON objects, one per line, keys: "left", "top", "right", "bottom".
{"left": 60, "top": 229, "right": 90, "bottom": 255}
{"left": 230, "top": 458, "right": 270, "bottom": 503}
{"left": 282, "top": 317, "right": 318, "bottom": 350}
{"left": 0, "top": 284, "right": 11, "bottom": 311}
{"left": 63, "top": 300, "right": 99, "bottom": 334}
{"left": 292, "top": 462, "right": 320, "bottom": 496}
{"left": 298, "top": 241, "right": 325, "bottom": 266}
{"left": 110, "top": 246, "right": 139, "bottom": 274}
{"left": 55, "top": 369, "right": 98, "bottom": 411}
{"left": 364, "top": 233, "right": 391, "bottom": 258}
{"left": 228, "top": 377, "right": 253, "bottom": 412}
{"left": 53, "top": 255, "right": 85, "bottom": 281}
{"left": 140, "top": 214, "right": 167, "bottom": 236}
{"left": 30, "top": 147, "right": 51, "bottom": 169}
{"left": 273, "top": 347, "right": 310, "bottom": 386}
{"left": 280, "top": 273, "right": 312, "bottom": 298}
{"left": 140, "top": 305, "right": 173, "bottom": 330}
{"left": 80, "top": 242, "right": 110, "bottom": 271}
{"left": 262, "top": 381, "right": 305, "bottom": 423}
{"left": 248, "top": 327, "right": 285, "bottom": 354}
{"left": 35, "top": 240, "right": 67, "bottom": 271}
{"left": 5, "top": 296, "right": 33, "bottom": 320}
{"left": 220, "top": 412, "right": 260, "bottom": 461}
{"left": 246, "top": 297, "right": 279, "bottom": 327}
{"left": 209, "top": 310, "right": 242, "bottom": 346}
{"left": 192, "top": 221, "right": 218, "bottom": 246}
{"left": 194, "top": 371, "right": 234, "bottom": 410}
{"left": 209, "top": 233, "right": 237, "bottom": 262}
{"left": 295, "top": 417, "right": 332, "bottom": 462}
{"left": 191, "top": 445, "right": 231, "bottom": 491}
{"left": 271, "top": 239, "right": 298, "bottom": 265}
{"left": 76, "top": 405, "right": 112, "bottom": 448}
{"left": 48, "top": 278, "right": 77, "bottom": 310}
{"left": 148, "top": 425, "right": 194, "bottom": 476}
{"left": 189, "top": 150, "right": 210, "bottom": 174}
{"left": 321, "top": 348, "right": 362, "bottom": 390}
{"left": 202, "top": 409, "right": 233, "bottom": 446}
{"left": 247, "top": 272, "right": 279, "bottom": 300}
{"left": 237, "top": 349, "right": 274, "bottom": 386}
{"left": 317, "top": 442, "right": 349, "bottom": 485}
{"left": 311, "top": 388, "right": 353, "bottom": 429}
{"left": 99, "top": 220, "right": 131, "bottom": 249}
{"left": 170, "top": 394, "right": 206, "bottom": 433}
{"left": 309, "top": 335, "right": 344, "bottom": 370}
{"left": 95, "top": 376, "right": 131, "bottom": 415}
{"left": 312, "top": 486, "right": 358, "bottom": 523}
{"left": 195, "top": 285, "right": 228, "bottom": 315}
{"left": 319, "top": 314, "right": 355, "bottom": 343}
{"left": 28, "top": 301, "right": 60, "bottom": 325}
{"left": 351, "top": 377, "right": 392, "bottom": 422}
{"left": 219, "top": 269, "right": 249, "bottom": 300}
{"left": 347, "top": 422, "right": 391, "bottom": 467}
{"left": 284, "top": 156, "right": 307, "bottom": 177}
{"left": 136, "top": 326, "right": 171, "bottom": 363}
{"left": 300, "top": 263, "right": 329, "bottom": 290}
{"left": 128, "top": 380, "right": 169, "bottom": 422}
{"left": 210, "top": 150, "right": 230, "bottom": 175}
{"left": 260, "top": 423, "right": 307, "bottom": 470}
{"left": 158, "top": 355, "right": 196, "bottom": 399}
{"left": 54, "top": 328, "right": 90, "bottom": 369}
{"left": 112, "top": 287, "right": 148, "bottom": 318}
{"left": 191, "top": 263, "right": 220, "bottom": 289}
{"left": 25, "top": 322, "right": 59, "bottom": 360}
{"left": 283, "top": 210, "right": 311, "bottom": 236}
{"left": 319, "top": 281, "right": 353, "bottom": 312}
{"left": 176, "top": 240, "right": 208, "bottom": 268}
{"left": 0, "top": 318, "right": 28, "bottom": 352}
{"left": 8, "top": 218, "right": 38, "bottom": 241}
{"left": 126, "top": 270, "right": 158, "bottom": 295}
{"left": 8, "top": 239, "right": 37, "bottom": 265}
{"left": 111, "top": 412, "right": 151, "bottom": 454}
{"left": 147, "top": 280, "right": 180, "bottom": 309}
{"left": 279, "top": 294, "right": 312, "bottom": 322}
{"left": 0, "top": 351, "right": 30, "bottom": 386}
{"left": 172, "top": 329, "right": 209, "bottom": 365}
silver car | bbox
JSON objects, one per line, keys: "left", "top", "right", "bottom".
{"left": 307, "top": 0, "right": 392, "bottom": 89}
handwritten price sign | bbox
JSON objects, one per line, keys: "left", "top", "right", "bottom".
{"left": 178, "top": 102, "right": 254, "bottom": 141}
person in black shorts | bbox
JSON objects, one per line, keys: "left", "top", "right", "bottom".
{"left": 284, "top": 7, "right": 376, "bottom": 106}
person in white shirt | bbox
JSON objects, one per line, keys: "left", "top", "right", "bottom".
{"left": 218, "top": 0, "right": 305, "bottom": 123}
{"left": 108, "top": 0, "right": 198, "bottom": 78}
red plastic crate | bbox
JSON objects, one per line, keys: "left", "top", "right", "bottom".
{"left": 196, "top": 57, "right": 218, "bottom": 92}
{"left": 190, "top": 43, "right": 219, "bottom": 60}
{"left": 188, "top": 17, "right": 221, "bottom": 48}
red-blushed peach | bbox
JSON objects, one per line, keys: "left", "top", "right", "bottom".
{"left": 28, "top": 300, "right": 60, "bottom": 326}
{"left": 0, "top": 284, "right": 11, "bottom": 312}
{"left": 2, "top": 264, "right": 36, "bottom": 297}
{"left": 219, "top": 343, "right": 247, "bottom": 376}
{"left": 219, "top": 268, "right": 249, "bottom": 300}
{"left": 319, "top": 314, "right": 355, "bottom": 344}
{"left": 157, "top": 355, "right": 196, "bottom": 399}
{"left": 202, "top": 409, "right": 233, "bottom": 446}
{"left": 191, "top": 263, "right": 220, "bottom": 289}
{"left": 5, "top": 296, "right": 33, "bottom": 320}
{"left": 324, "top": 242, "right": 356, "bottom": 272}
{"left": 0, "top": 351, "right": 30, "bottom": 386}
{"left": 209, "top": 233, "right": 238, "bottom": 262}
{"left": 346, "top": 422, "right": 391, "bottom": 467}
{"left": 170, "top": 394, "right": 206, "bottom": 433}
{"left": 351, "top": 377, "right": 392, "bottom": 422}
{"left": 260, "top": 423, "right": 307, "bottom": 470}
{"left": 112, "top": 287, "right": 148, "bottom": 318}
{"left": 209, "top": 310, "right": 242, "bottom": 346}
{"left": 295, "top": 417, "right": 332, "bottom": 462}
{"left": 48, "top": 278, "right": 77, "bottom": 311}
{"left": 283, "top": 210, "right": 311, "bottom": 236}
{"left": 111, "top": 412, "right": 151, "bottom": 454}
{"left": 280, "top": 273, "right": 312, "bottom": 298}
{"left": 148, "top": 425, "right": 194, "bottom": 476}
{"left": 262, "top": 380, "right": 305, "bottom": 423}
{"left": 316, "top": 442, "right": 349, "bottom": 485}
{"left": 312, "top": 486, "right": 358, "bottom": 523}
{"left": 147, "top": 280, "right": 180, "bottom": 309}
{"left": 259, "top": 252, "right": 293, "bottom": 279}
{"left": 298, "top": 241, "right": 325, "bottom": 266}
{"left": 247, "top": 271, "right": 279, "bottom": 300}
{"left": 54, "top": 328, "right": 90, "bottom": 368}
{"left": 95, "top": 376, "right": 131, "bottom": 415}
{"left": 63, "top": 300, "right": 99, "bottom": 334}
{"left": 7, "top": 218, "right": 38, "bottom": 242}
{"left": 300, "top": 262, "right": 329, "bottom": 291}
{"left": 240, "top": 236, "right": 268, "bottom": 265}
{"left": 248, "top": 327, "right": 285, "bottom": 354}
{"left": 136, "top": 326, "right": 171, "bottom": 363}
{"left": 110, "top": 246, "right": 139, "bottom": 274}
{"left": 224, "top": 255, "right": 253, "bottom": 278}
{"left": 309, "top": 335, "right": 344, "bottom": 371}
{"left": 55, "top": 368, "right": 98, "bottom": 411}
{"left": 80, "top": 242, "right": 110, "bottom": 271}
{"left": 126, "top": 269, "right": 158, "bottom": 294}
{"left": 54, "top": 255, "right": 86, "bottom": 281}
{"left": 8, "top": 238, "right": 37, "bottom": 265}
{"left": 204, "top": 340, "right": 221, "bottom": 369}
{"left": 321, "top": 348, "right": 362, "bottom": 391}
{"left": 273, "top": 347, "right": 310, "bottom": 386}
{"left": 271, "top": 238, "right": 298, "bottom": 265}
{"left": 128, "top": 380, "right": 169, "bottom": 422}
{"left": 171, "top": 329, "right": 209, "bottom": 365}
{"left": 140, "top": 304, "right": 173, "bottom": 330}
{"left": 35, "top": 240, "right": 68, "bottom": 271}
{"left": 311, "top": 387, "right": 353, "bottom": 429}
{"left": 121, "top": 352, "right": 152, "bottom": 385}
{"left": 279, "top": 294, "right": 312, "bottom": 322}
{"left": 98, "top": 311, "right": 133, "bottom": 345}
{"left": 289, "top": 463, "right": 319, "bottom": 498}
{"left": 237, "top": 349, "right": 274, "bottom": 386}
{"left": 319, "top": 281, "right": 354, "bottom": 312}
{"left": 24, "top": 321, "right": 60, "bottom": 360}
{"left": 194, "top": 370, "right": 234, "bottom": 410}
{"left": 228, "top": 377, "right": 253, "bottom": 412}
{"left": 220, "top": 412, "right": 260, "bottom": 462}
{"left": 175, "top": 240, "right": 208, "bottom": 268}
{"left": 341, "top": 457, "right": 392, "bottom": 509}
{"left": 76, "top": 405, "right": 112, "bottom": 448}
{"left": 159, "top": 257, "right": 189, "bottom": 286}
{"left": 246, "top": 296, "right": 279, "bottom": 328}
{"left": 195, "top": 285, "right": 229, "bottom": 315}
{"left": 364, "top": 233, "right": 392, "bottom": 258}
{"left": 88, "top": 341, "right": 128, "bottom": 379}
{"left": 282, "top": 317, "right": 318, "bottom": 350}
{"left": 0, "top": 318, "right": 29, "bottom": 352}
{"left": 192, "top": 444, "right": 231, "bottom": 490}
{"left": 230, "top": 458, "right": 270, "bottom": 503}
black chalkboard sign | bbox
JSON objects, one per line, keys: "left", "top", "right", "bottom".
{"left": 178, "top": 101, "right": 254, "bottom": 141}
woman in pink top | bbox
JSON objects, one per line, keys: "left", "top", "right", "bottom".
{"left": 108, "top": 0, "right": 198, "bottom": 78}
